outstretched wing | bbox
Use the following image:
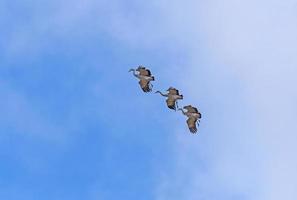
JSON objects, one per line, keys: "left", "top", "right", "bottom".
{"left": 168, "top": 87, "right": 179, "bottom": 95}
{"left": 138, "top": 79, "right": 151, "bottom": 93}
{"left": 187, "top": 117, "right": 198, "bottom": 133}
{"left": 137, "top": 67, "right": 152, "bottom": 76}
{"left": 145, "top": 69, "right": 152, "bottom": 76}
{"left": 184, "top": 105, "right": 199, "bottom": 113}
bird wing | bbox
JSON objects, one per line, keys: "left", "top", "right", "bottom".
{"left": 166, "top": 98, "right": 176, "bottom": 110}
{"left": 145, "top": 69, "right": 152, "bottom": 76}
{"left": 185, "top": 105, "right": 198, "bottom": 113}
{"left": 138, "top": 79, "right": 151, "bottom": 92}
{"left": 138, "top": 68, "right": 151, "bottom": 76}
{"left": 187, "top": 117, "right": 198, "bottom": 133}
{"left": 168, "top": 88, "right": 179, "bottom": 95}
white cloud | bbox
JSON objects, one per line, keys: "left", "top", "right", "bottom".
{"left": 1, "top": 0, "right": 297, "bottom": 199}
{"left": 150, "top": 0, "right": 297, "bottom": 200}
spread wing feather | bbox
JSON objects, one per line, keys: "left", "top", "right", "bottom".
{"left": 184, "top": 105, "right": 199, "bottom": 114}
{"left": 168, "top": 88, "right": 179, "bottom": 95}
{"left": 138, "top": 68, "right": 151, "bottom": 76}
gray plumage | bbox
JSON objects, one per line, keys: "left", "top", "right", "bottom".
{"left": 179, "top": 105, "right": 201, "bottom": 133}
{"left": 155, "top": 87, "right": 183, "bottom": 110}
{"left": 129, "top": 66, "right": 155, "bottom": 92}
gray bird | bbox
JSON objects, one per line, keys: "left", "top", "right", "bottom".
{"left": 155, "top": 87, "right": 183, "bottom": 110}
{"left": 179, "top": 105, "right": 201, "bottom": 133}
{"left": 129, "top": 66, "right": 155, "bottom": 92}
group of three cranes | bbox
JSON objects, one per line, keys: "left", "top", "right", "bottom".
{"left": 129, "top": 66, "right": 202, "bottom": 134}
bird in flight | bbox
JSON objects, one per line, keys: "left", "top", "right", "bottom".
{"left": 129, "top": 66, "right": 155, "bottom": 93}
{"left": 178, "top": 105, "right": 201, "bottom": 133}
{"left": 155, "top": 87, "right": 183, "bottom": 111}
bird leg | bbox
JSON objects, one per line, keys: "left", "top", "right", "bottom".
{"left": 197, "top": 119, "right": 201, "bottom": 127}
{"left": 173, "top": 101, "right": 178, "bottom": 112}
{"left": 150, "top": 83, "right": 154, "bottom": 91}
{"left": 176, "top": 101, "right": 179, "bottom": 109}
{"left": 128, "top": 69, "right": 138, "bottom": 77}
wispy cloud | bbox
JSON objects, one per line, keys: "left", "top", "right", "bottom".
{"left": 151, "top": 0, "right": 297, "bottom": 200}
{"left": 1, "top": 0, "right": 296, "bottom": 199}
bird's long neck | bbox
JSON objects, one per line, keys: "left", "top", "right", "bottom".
{"left": 178, "top": 108, "right": 186, "bottom": 115}
{"left": 155, "top": 91, "right": 168, "bottom": 97}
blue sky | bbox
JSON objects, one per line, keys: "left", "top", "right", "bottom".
{"left": 1, "top": 0, "right": 297, "bottom": 200}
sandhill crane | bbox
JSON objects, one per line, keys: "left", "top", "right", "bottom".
{"left": 178, "top": 105, "right": 201, "bottom": 133}
{"left": 129, "top": 66, "right": 155, "bottom": 92}
{"left": 155, "top": 87, "right": 183, "bottom": 110}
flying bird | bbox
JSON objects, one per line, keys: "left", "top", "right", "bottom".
{"left": 179, "top": 105, "right": 201, "bottom": 133}
{"left": 129, "top": 66, "right": 155, "bottom": 92}
{"left": 155, "top": 87, "right": 183, "bottom": 110}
